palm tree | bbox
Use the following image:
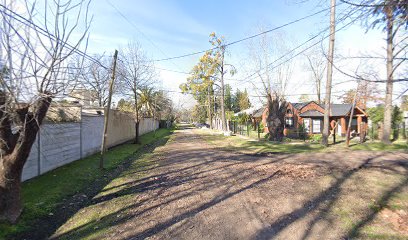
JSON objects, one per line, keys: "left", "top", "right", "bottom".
{"left": 136, "top": 87, "right": 173, "bottom": 122}
{"left": 138, "top": 87, "right": 168, "bottom": 117}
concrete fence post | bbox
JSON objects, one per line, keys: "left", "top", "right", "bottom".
{"left": 37, "top": 127, "right": 41, "bottom": 176}
{"left": 80, "top": 106, "right": 83, "bottom": 158}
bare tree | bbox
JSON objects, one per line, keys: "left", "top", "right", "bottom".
{"left": 247, "top": 26, "right": 293, "bottom": 141}
{"left": 304, "top": 47, "right": 326, "bottom": 104}
{"left": 77, "top": 55, "right": 112, "bottom": 107}
{"left": 0, "top": 0, "right": 91, "bottom": 223}
{"left": 119, "top": 41, "right": 156, "bottom": 144}
{"left": 339, "top": 0, "right": 407, "bottom": 144}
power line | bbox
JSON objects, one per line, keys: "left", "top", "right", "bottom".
{"left": 0, "top": 4, "right": 109, "bottom": 70}
{"left": 174, "top": 7, "right": 355, "bottom": 86}
{"left": 106, "top": 0, "right": 187, "bottom": 73}
{"left": 151, "top": 5, "right": 337, "bottom": 62}
{"left": 155, "top": 6, "right": 359, "bottom": 88}
{"left": 155, "top": 67, "right": 190, "bottom": 75}
{"left": 154, "top": 88, "right": 348, "bottom": 98}
{"left": 232, "top": 6, "right": 361, "bottom": 88}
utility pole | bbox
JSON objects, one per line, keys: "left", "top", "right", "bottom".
{"left": 322, "top": 0, "right": 336, "bottom": 147}
{"left": 220, "top": 45, "right": 227, "bottom": 132}
{"left": 100, "top": 49, "right": 118, "bottom": 169}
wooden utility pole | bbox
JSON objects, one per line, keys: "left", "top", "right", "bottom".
{"left": 322, "top": 0, "right": 336, "bottom": 147}
{"left": 100, "top": 49, "right": 118, "bottom": 169}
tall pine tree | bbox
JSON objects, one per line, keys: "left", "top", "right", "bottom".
{"left": 225, "top": 84, "right": 233, "bottom": 111}
{"left": 239, "top": 89, "right": 251, "bottom": 110}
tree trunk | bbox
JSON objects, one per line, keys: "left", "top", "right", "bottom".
{"left": 0, "top": 94, "right": 51, "bottom": 223}
{"left": 0, "top": 156, "right": 23, "bottom": 224}
{"left": 266, "top": 94, "right": 287, "bottom": 142}
{"left": 134, "top": 93, "right": 140, "bottom": 144}
{"left": 207, "top": 86, "right": 213, "bottom": 129}
{"left": 382, "top": 6, "right": 393, "bottom": 144}
{"left": 134, "top": 121, "right": 140, "bottom": 144}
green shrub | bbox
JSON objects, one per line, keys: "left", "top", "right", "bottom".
{"left": 310, "top": 134, "right": 322, "bottom": 142}
{"left": 298, "top": 123, "right": 308, "bottom": 140}
{"left": 258, "top": 122, "right": 264, "bottom": 133}
{"left": 283, "top": 137, "right": 292, "bottom": 142}
{"left": 264, "top": 132, "right": 270, "bottom": 140}
{"left": 237, "top": 113, "right": 250, "bottom": 124}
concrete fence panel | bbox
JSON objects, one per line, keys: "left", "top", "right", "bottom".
{"left": 82, "top": 115, "right": 104, "bottom": 156}
{"left": 22, "top": 135, "right": 39, "bottom": 181}
{"left": 22, "top": 109, "right": 159, "bottom": 181}
{"left": 106, "top": 110, "right": 136, "bottom": 147}
{"left": 139, "top": 118, "right": 159, "bottom": 135}
{"left": 39, "top": 123, "right": 81, "bottom": 173}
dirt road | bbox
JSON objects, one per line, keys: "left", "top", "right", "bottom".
{"left": 54, "top": 125, "right": 408, "bottom": 240}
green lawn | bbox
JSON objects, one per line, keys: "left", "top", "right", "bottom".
{"left": 197, "top": 129, "right": 407, "bottom": 154}
{"left": 197, "top": 129, "right": 324, "bottom": 154}
{"left": 0, "top": 128, "right": 173, "bottom": 240}
{"left": 349, "top": 140, "right": 408, "bottom": 151}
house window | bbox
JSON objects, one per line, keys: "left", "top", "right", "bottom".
{"left": 287, "top": 109, "right": 292, "bottom": 114}
{"left": 312, "top": 119, "right": 321, "bottom": 133}
{"left": 303, "top": 119, "right": 310, "bottom": 133}
{"left": 285, "top": 117, "right": 294, "bottom": 128}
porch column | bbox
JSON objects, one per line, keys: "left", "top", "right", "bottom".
{"left": 340, "top": 117, "right": 347, "bottom": 136}
{"left": 357, "top": 115, "right": 362, "bottom": 133}
{"left": 330, "top": 119, "right": 336, "bottom": 130}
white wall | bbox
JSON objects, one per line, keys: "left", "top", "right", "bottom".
{"left": 22, "top": 123, "right": 81, "bottom": 181}
{"left": 22, "top": 112, "right": 159, "bottom": 181}
{"left": 82, "top": 115, "right": 104, "bottom": 156}
{"left": 106, "top": 110, "right": 136, "bottom": 147}
{"left": 139, "top": 118, "right": 159, "bottom": 135}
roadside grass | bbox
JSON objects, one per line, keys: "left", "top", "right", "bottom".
{"left": 196, "top": 129, "right": 324, "bottom": 154}
{"left": 0, "top": 128, "right": 173, "bottom": 240}
{"left": 349, "top": 140, "right": 407, "bottom": 151}
{"left": 196, "top": 129, "right": 407, "bottom": 154}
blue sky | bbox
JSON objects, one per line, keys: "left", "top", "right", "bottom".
{"left": 87, "top": 0, "right": 334, "bottom": 64}
{"left": 88, "top": 0, "right": 325, "bottom": 54}
{"left": 30, "top": 0, "right": 407, "bottom": 107}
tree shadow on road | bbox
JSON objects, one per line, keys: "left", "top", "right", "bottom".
{"left": 21, "top": 129, "right": 408, "bottom": 240}
{"left": 11, "top": 135, "right": 172, "bottom": 240}
{"left": 48, "top": 146, "right": 294, "bottom": 239}
{"left": 253, "top": 156, "right": 408, "bottom": 240}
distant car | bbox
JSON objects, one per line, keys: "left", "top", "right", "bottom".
{"left": 194, "top": 123, "right": 209, "bottom": 129}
